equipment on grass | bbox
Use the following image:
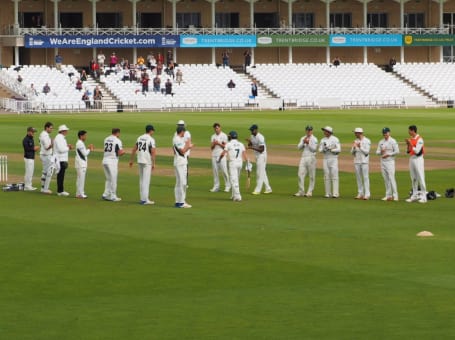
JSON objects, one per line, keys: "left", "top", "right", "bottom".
{"left": 2, "top": 183, "right": 24, "bottom": 192}
{"left": 0, "top": 155, "right": 7, "bottom": 183}
{"left": 445, "top": 188, "right": 454, "bottom": 198}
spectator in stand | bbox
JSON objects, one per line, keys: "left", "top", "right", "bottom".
{"left": 122, "top": 66, "right": 130, "bottom": 82}
{"left": 251, "top": 80, "right": 258, "bottom": 97}
{"left": 82, "top": 90, "right": 91, "bottom": 109}
{"left": 109, "top": 52, "right": 118, "bottom": 68}
{"left": 55, "top": 53, "right": 63, "bottom": 70}
{"left": 333, "top": 56, "right": 341, "bottom": 67}
{"left": 30, "top": 83, "right": 38, "bottom": 96}
{"left": 388, "top": 57, "right": 397, "bottom": 71}
{"left": 93, "top": 86, "right": 103, "bottom": 109}
{"left": 176, "top": 68, "right": 183, "bottom": 85}
{"left": 42, "top": 83, "right": 51, "bottom": 94}
{"left": 90, "top": 59, "right": 99, "bottom": 78}
{"left": 137, "top": 56, "right": 145, "bottom": 68}
{"left": 166, "top": 50, "right": 173, "bottom": 66}
{"left": 156, "top": 52, "right": 164, "bottom": 66}
{"left": 165, "top": 78, "right": 173, "bottom": 96}
{"left": 17, "top": 74, "right": 23, "bottom": 83}
{"left": 227, "top": 79, "right": 236, "bottom": 89}
{"left": 76, "top": 78, "right": 83, "bottom": 91}
{"left": 142, "top": 73, "right": 150, "bottom": 93}
{"left": 156, "top": 62, "right": 163, "bottom": 76}
{"left": 244, "top": 50, "right": 251, "bottom": 72}
{"left": 221, "top": 51, "right": 230, "bottom": 68}
{"left": 153, "top": 75, "right": 161, "bottom": 93}
{"left": 167, "top": 61, "right": 175, "bottom": 79}
{"left": 97, "top": 50, "right": 106, "bottom": 68}
{"left": 80, "top": 69, "right": 87, "bottom": 81}
{"left": 148, "top": 53, "right": 156, "bottom": 70}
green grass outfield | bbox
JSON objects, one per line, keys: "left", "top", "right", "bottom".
{"left": 0, "top": 109, "right": 454, "bottom": 339}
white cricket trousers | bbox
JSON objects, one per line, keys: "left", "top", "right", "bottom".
{"left": 138, "top": 163, "right": 152, "bottom": 202}
{"left": 354, "top": 163, "right": 370, "bottom": 197}
{"left": 254, "top": 153, "right": 271, "bottom": 193}
{"left": 381, "top": 161, "right": 398, "bottom": 199}
{"left": 103, "top": 161, "right": 119, "bottom": 200}
{"left": 40, "top": 154, "right": 53, "bottom": 190}
{"left": 76, "top": 166, "right": 87, "bottom": 196}
{"left": 229, "top": 161, "right": 242, "bottom": 200}
{"left": 212, "top": 156, "right": 230, "bottom": 191}
{"left": 297, "top": 156, "right": 316, "bottom": 194}
{"left": 409, "top": 156, "right": 426, "bottom": 197}
{"left": 24, "top": 158, "right": 35, "bottom": 189}
{"left": 174, "top": 163, "right": 187, "bottom": 204}
{"left": 323, "top": 157, "right": 339, "bottom": 197}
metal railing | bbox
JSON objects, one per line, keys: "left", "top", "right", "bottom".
{"left": 1, "top": 25, "right": 450, "bottom": 36}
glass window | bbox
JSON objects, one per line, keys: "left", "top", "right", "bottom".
{"left": 140, "top": 13, "right": 162, "bottom": 28}
{"left": 254, "top": 13, "right": 279, "bottom": 28}
{"left": 60, "top": 13, "right": 83, "bottom": 28}
{"left": 292, "top": 13, "right": 314, "bottom": 28}
{"left": 176, "top": 13, "right": 201, "bottom": 28}
{"left": 96, "top": 13, "right": 122, "bottom": 28}
{"left": 367, "top": 13, "right": 388, "bottom": 28}
{"left": 20, "top": 12, "right": 44, "bottom": 28}
{"left": 330, "top": 13, "right": 352, "bottom": 28}
{"left": 404, "top": 13, "right": 425, "bottom": 28}
{"left": 215, "top": 13, "right": 240, "bottom": 28}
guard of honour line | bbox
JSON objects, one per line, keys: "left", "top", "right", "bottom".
{"left": 21, "top": 121, "right": 428, "bottom": 207}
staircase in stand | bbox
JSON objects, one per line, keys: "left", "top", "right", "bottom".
{"left": 85, "top": 76, "right": 121, "bottom": 112}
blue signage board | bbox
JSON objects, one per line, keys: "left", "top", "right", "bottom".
{"left": 24, "top": 35, "right": 179, "bottom": 48}
{"left": 180, "top": 35, "right": 256, "bottom": 48}
{"left": 329, "top": 34, "right": 402, "bottom": 47}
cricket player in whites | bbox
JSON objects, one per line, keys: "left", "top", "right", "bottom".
{"left": 319, "top": 126, "right": 341, "bottom": 198}
{"left": 173, "top": 125, "right": 193, "bottom": 208}
{"left": 75, "top": 130, "right": 94, "bottom": 199}
{"left": 376, "top": 127, "right": 399, "bottom": 201}
{"left": 39, "top": 122, "right": 54, "bottom": 194}
{"left": 218, "top": 131, "right": 247, "bottom": 202}
{"left": 247, "top": 124, "right": 272, "bottom": 195}
{"left": 294, "top": 125, "right": 318, "bottom": 197}
{"left": 351, "top": 127, "right": 371, "bottom": 200}
{"left": 129, "top": 124, "right": 156, "bottom": 205}
{"left": 210, "top": 123, "right": 230, "bottom": 193}
{"left": 405, "top": 125, "right": 427, "bottom": 203}
{"left": 102, "top": 128, "right": 125, "bottom": 202}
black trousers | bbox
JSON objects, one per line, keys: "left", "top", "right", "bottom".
{"left": 57, "top": 161, "right": 68, "bottom": 193}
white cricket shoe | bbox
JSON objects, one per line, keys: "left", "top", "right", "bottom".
{"left": 209, "top": 187, "right": 219, "bottom": 192}
{"left": 57, "top": 191, "right": 70, "bottom": 197}
{"left": 41, "top": 189, "right": 52, "bottom": 194}
{"left": 294, "top": 192, "right": 305, "bottom": 197}
{"left": 182, "top": 203, "right": 192, "bottom": 208}
{"left": 406, "top": 196, "right": 419, "bottom": 203}
{"left": 111, "top": 197, "right": 122, "bottom": 202}
{"left": 76, "top": 194, "right": 88, "bottom": 199}
{"left": 264, "top": 189, "right": 273, "bottom": 194}
{"left": 24, "top": 187, "right": 37, "bottom": 191}
{"left": 141, "top": 200, "right": 155, "bottom": 205}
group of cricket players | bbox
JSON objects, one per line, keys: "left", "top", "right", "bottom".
{"left": 22, "top": 120, "right": 429, "bottom": 207}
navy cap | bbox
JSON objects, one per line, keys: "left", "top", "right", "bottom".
{"left": 146, "top": 124, "right": 155, "bottom": 132}
{"left": 249, "top": 124, "right": 258, "bottom": 131}
{"left": 382, "top": 127, "right": 390, "bottom": 134}
{"left": 305, "top": 125, "right": 313, "bottom": 131}
{"left": 229, "top": 130, "right": 238, "bottom": 139}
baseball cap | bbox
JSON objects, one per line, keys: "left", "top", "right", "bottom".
{"left": 229, "top": 131, "right": 238, "bottom": 139}
{"left": 353, "top": 127, "right": 364, "bottom": 133}
{"left": 305, "top": 125, "right": 313, "bottom": 131}
{"left": 321, "top": 126, "right": 333, "bottom": 134}
{"left": 249, "top": 124, "right": 258, "bottom": 131}
{"left": 382, "top": 127, "right": 391, "bottom": 134}
{"left": 58, "top": 124, "right": 69, "bottom": 132}
{"left": 177, "top": 120, "right": 185, "bottom": 126}
{"left": 146, "top": 124, "right": 155, "bottom": 132}
{"left": 27, "top": 127, "right": 37, "bottom": 132}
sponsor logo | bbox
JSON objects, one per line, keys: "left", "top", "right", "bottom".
{"left": 404, "top": 35, "right": 413, "bottom": 45}
{"left": 182, "top": 37, "right": 198, "bottom": 45}
{"left": 331, "top": 36, "right": 346, "bottom": 44}
{"left": 29, "top": 38, "right": 44, "bottom": 46}
{"left": 257, "top": 37, "right": 273, "bottom": 45}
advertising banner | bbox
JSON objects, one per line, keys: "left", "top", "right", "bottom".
{"left": 330, "top": 34, "right": 402, "bottom": 47}
{"left": 180, "top": 35, "right": 256, "bottom": 48}
{"left": 257, "top": 35, "right": 328, "bottom": 47}
{"left": 24, "top": 35, "right": 179, "bottom": 48}
{"left": 403, "top": 34, "right": 455, "bottom": 46}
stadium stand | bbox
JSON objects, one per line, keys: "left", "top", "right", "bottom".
{"left": 392, "top": 62, "right": 455, "bottom": 103}
{"left": 247, "top": 63, "right": 431, "bottom": 109}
